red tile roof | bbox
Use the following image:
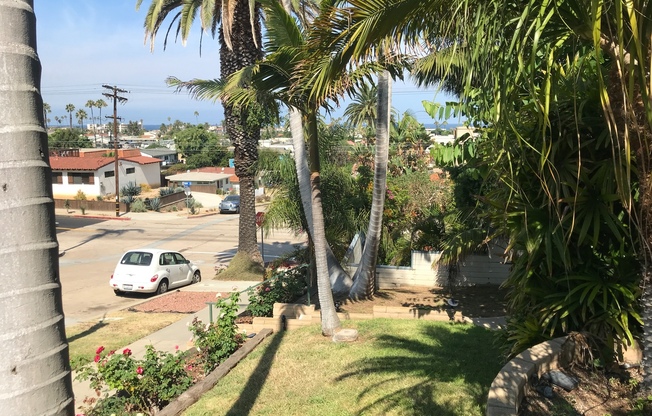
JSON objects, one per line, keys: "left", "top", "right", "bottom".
{"left": 49, "top": 155, "right": 161, "bottom": 171}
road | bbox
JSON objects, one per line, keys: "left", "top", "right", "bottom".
{"left": 55, "top": 211, "right": 306, "bottom": 326}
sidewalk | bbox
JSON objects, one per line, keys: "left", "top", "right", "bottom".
{"left": 71, "top": 279, "right": 261, "bottom": 413}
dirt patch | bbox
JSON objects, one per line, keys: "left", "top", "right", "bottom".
{"left": 129, "top": 291, "right": 228, "bottom": 313}
{"left": 338, "top": 284, "right": 507, "bottom": 318}
{"left": 520, "top": 365, "right": 643, "bottom": 415}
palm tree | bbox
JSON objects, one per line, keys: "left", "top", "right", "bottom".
{"left": 343, "top": 81, "right": 378, "bottom": 139}
{"left": 85, "top": 99, "right": 97, "bottom": 145}
{"left": 95, "top": 98, "right": 107, "bottom": 131}
{"left": 137, "top": 0, "right": 264, "bottom": 261}
{"left": 65, "top": 103, "right": 75, "bottom": 129}
{"left": 0, "top": 2, "right": 74, "bottom": 412}
{"left": 75, "top": 109, "right": 87, "bottom": 129}
{"left": 194, "top": 110, "right": 199, "bottom": 124}
{"left": 43, "top": 101, "right": 51, "bottom": 130}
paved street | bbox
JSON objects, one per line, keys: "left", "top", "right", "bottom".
{"left": 55, "top": 209, "right": 306, "bottom": 326}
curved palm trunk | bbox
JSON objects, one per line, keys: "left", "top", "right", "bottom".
{"left": 221, "top": 0, "right": 263, "bottom": 261}
{"left": 0, "top": 2, "right": 74, "bottom": 413}
{"left": 349, "top": 70, "right": 391, "bottom": 300}
{"left": 306, "top": 110, "right": 340, "bottom": 335}
{"left": 289, "top": 108, "right": 353, "bottom": 297}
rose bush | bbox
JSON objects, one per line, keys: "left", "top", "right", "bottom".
{"left": 76, "top": 292, "right": 244, "bottom": 415}
{"left": 246, "top": 264, "right": 308, "bottom": 317}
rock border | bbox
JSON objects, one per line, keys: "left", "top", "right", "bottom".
{"left": 486, "top": 336, "right": 571, "bottom": 416}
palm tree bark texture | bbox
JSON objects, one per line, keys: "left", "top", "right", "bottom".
{"left": 0, "top": 0, "right": 74, "bottom": 413}
{"left": 221, "top": 0, "right": 264, "bottom": 260}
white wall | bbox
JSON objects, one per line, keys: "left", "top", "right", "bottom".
{"left": 52, "top": 172, "right": 101, "bottom": 198}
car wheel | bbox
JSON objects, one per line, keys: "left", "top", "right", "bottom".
{"left": 156, "top": 280, "right": 169, "bottom": 295}
{"left": 114, "top": 289, "right": 123, "bottom": 296}
{"left": 236, "top": 207, "right": 240, "bottom": 214}
{"left": 192, "top": 271, "right": 201, "bottom": 284}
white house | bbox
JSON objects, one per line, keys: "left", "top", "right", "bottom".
{"left": 49, "top": 149, "right": 161, "bottom": 198}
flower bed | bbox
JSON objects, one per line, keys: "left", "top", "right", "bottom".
{"left": 75, "top": 292, "right": 247, "bottom": 416}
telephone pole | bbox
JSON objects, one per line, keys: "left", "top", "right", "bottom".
{"left": 102, "top": 85, "right": 128, "bottom": 217}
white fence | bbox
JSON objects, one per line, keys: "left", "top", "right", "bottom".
{"left": 344, "top": 234, "right": 511, "bottom": 288}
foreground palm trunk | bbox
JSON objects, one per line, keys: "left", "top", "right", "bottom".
{"left": 349, "top": 71, "right": 391, "bottom": 300}
{"left": 0, "top": 1, "right": 74, "bottom": 413}
{"left": 289, "top": 109, "right": 353, "bottom": 297}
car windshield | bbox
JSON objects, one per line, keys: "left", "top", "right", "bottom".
{"left": 224, "top": 195, "right": 239, "bottom": 202}
{"left": 120, "top": 251, "right": 153, "bottom": 266}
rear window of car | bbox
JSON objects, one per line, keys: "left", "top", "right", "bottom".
{"left": 120, "top": 252, "right": 153, "bottom": 266}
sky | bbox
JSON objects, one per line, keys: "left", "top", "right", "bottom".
{"left": 35, "top": 1, "right": 455, "bottom": 128}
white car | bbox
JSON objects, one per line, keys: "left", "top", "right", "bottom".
{"left": 110, "top": 249, "right": 201, "bottom": 296}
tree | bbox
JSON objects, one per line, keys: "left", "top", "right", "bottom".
{"left": 43, "top": 101, "right": 51, "bottom": 130}
{"left": 65, "top": 103, "right": 75, "bottom": 129}
{"left": 124, "top": 120, "right": 144, "bottom": 137}
{"left": 0, "top": 1, "right": 74, "bottom": 412}
{"left": 343, "top": 81, "right": 378, "bottom": 138}
{"left": 95, "top": 98, "right": 107, "bottom": 130}
{"left": 48, "top": 128, "right": 93, "bottom": 149}
{"left": 137, "top": 0, "right": 264, "bottom": 261}
{"left": 86, "top": 99, "right": 97, "bottom": 145}
{"left": 75, "top": 108, "right": 87, "bottom": 129}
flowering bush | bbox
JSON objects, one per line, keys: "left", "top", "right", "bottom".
{"left": 76, "top": 345, "right": 193, "bottom": 415}
{"left": 213, "top": 263, "right": 228, "bottom": 274}
{"left": 246, "top": 264, "right": 308, "bottom": 317}
{"left": 188, "top": 291, "right": 244, "bottom": 373}
{"left": 75, "top": 293, "right": 245, "bottom": 415}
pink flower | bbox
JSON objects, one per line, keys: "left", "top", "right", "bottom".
{"left": 122, "top": 348, "right": 132, "bottom": 356}
{"left": 95, "top": 346, "right": 105, "bottom": 355}
{"left": 264, "top": 287, "right": 271, "bottom": 292}
{"left": 94, "top": 355, "right": 100, "bottom": 363}
{"left": 175, "top": 345, "right": 179, "bottom": 350}
{"left": 136, "top": 366, "right": 143, "bottom": 375}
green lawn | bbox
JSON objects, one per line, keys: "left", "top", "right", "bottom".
{"left": 185, "top": 319, "right": 503, "bottom": 416}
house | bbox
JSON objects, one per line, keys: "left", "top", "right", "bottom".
{"left": 140, "top": 148, "right": 179, "bottom": 166}
{"left": 49, "top": 148, "right": 161, "bottom": 198}
{"left": 165, "top": 166, "right": 265, "bottom": 196}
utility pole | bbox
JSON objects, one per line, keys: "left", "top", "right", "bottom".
{"left": 102, "top": 84, "right": 128, "bottom": 217}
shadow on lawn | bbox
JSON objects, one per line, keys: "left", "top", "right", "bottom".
{"left": 67, "top": 317, "right": 109, "bottom": 343}
{"left": 225, "top": 330, "right": 287, "bottom": 416}
{"left": 337, "top": 323, "right": 503, "bottom": 415}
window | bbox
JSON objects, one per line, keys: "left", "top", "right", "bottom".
{"left": 52, "top": 172, "right": 63, "bottom": 184}
{"left": 126, "top": 167, "right": 135, "bottom": 174}
{"left": 105, "top": 171, "right": 114, "bottom": 178}
{"left": 68, "top": 172, "right": 94, "bottom": 185}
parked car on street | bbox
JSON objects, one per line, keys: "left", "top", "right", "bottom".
{"left": 110, "top": 249, "right": 201, "bottom": 296}
{"left": 219, "top": 194, "right": 240, "bottom": 214}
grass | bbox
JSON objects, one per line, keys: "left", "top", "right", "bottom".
{"left": 184, "top": 319, "right": 503, "bottom": 416}
{"left": 67, "top": 310, "right": 186, "bottom": 369}
{"left": 215, "top": 251, "right": 265, "bottom": 281}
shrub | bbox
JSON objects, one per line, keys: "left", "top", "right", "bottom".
{"left": 246, "top": 264, "right": 308, "bottom": 317}
{"left": 148, "top": 197, "right": 161, "bottom": 212}
{"left": 75, "top": 190, "right": 87, "bottom": 201}
{"left": 140, "top": 183, "right": 152, "bottom": 193}
{"left": 96, "top": 195, "right": 104, "bottom": 201}
{"left": 76, "top": 346, "right": 193, "bottom": 415}
{"left": 188, "top": 292, "right": 244, "bottom": 373}
{"left": 64, "top": 199, "right": 71, "bottom": 212}
{"left": 121, "top": 182, "right": 141, "bottom": 198}
{"left": 121, "top": 195, "right": 135, "bottom": 205}
{"left": 187, "top": 198, "right": 203, "bottom": 215}
{"left": 130, "top": 199, "right": 147, "bottom": 212}
{"left": 159, "top": 187, "right": 174, "bottom": 197}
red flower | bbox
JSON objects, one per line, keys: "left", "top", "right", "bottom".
{"left": 95, "top": 346, "right": 105, "bottom": 355}
{"left": 122, "top": 348, "right": 132, "bottom": 356}
{"left": 108, "top": 350, "right": 115, "bottom": 356}
{"left": 136, "top": 366, "right": 143, "bottom": 375}
{"left": 94, "top": 355, "right": 100, "bottom": 363}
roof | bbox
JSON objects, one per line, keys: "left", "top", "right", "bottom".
{"left": 140, "top": 149, "right": 177, "bottom": 157}
{"left": 50, "top": 155, "right": 161, "bottom": 171}
{"left": 165, "top": 172, "right": 233, "bottom": 182}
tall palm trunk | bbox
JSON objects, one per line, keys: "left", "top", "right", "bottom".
{"left": 0, "top": 1, "right": 74, "bottom": 413}
{"left": 221, "top": 0, "right": 263, "bottom": 260}
{"left": 349, "top": 70, "right": 391, "bottom": 300}
{"left": 306, "top": 109, "right": 340, "bottom": 335}
{"left": 289, "top": 108, "right": 353, "bottom": 297}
